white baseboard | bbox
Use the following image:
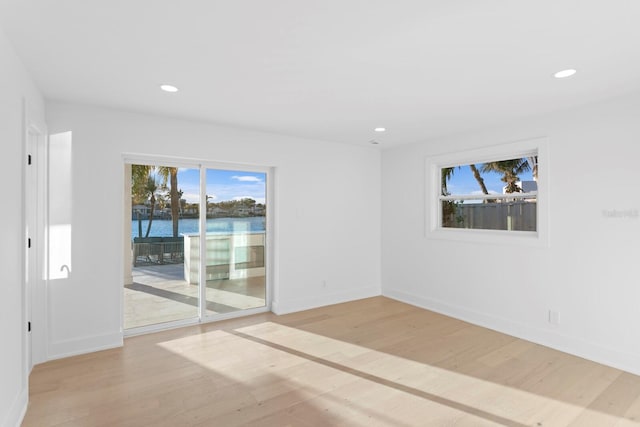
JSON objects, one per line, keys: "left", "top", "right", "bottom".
{"left": 47, "top": 331, "right": 123, "bottom": 361}
{"left": 272, "top": 286, "right": 380, "bottom": 315}
{"left": 2, "top": 386, "right": 27, "bottom": 427}
{"left": 383, "top": 288, "right": 640, "bottom": 376}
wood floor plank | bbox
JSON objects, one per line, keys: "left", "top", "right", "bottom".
{"left": 23, "top": 297, "right": 640, "bottom": 426}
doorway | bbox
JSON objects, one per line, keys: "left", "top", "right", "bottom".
{"left": 24, "top": 121, "right": 47, "bottom": 371}
{"left": 123, "top": 158, "right": 270, "bottom": 333}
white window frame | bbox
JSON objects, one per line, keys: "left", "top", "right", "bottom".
{"left": 425, "top": 137, "right": 549, "bottom": 246}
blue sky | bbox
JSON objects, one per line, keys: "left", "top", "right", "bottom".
{"left": 445, "top": 162, "right": 534, "bottom": 195}
{"left": 174, "top": 168, "right": 266, "bottom": 204}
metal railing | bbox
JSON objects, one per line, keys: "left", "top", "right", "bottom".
{"left": 133, "top": 237, "right": 184, "bottom": 266}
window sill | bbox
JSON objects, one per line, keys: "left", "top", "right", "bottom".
{"left": 427, "top": 226, "right": 548, "bottom": 247}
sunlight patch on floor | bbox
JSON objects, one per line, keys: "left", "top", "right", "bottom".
{"left": 156, "top": 321, "right": 640, "bottom": 426}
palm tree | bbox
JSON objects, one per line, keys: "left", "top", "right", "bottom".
{"left": 481, "top": 158, "right": 531, "bottom": 193}
{"left": 468, "top": 164, "right": 489, "bottom": 195}
{"left": 131, "top": 164, "right": 161, "bottom": 237}
{"left": 442, "top": 164, "right": 490, "bottom": 201}
{"left": 527, "top": 156, "right": 538, "bottom": 181}
{"left": 440, "top": 167, "right": 459, "bottom": 227}
{"left": 178, "top": 191, "right": 186, "bottom": 215}
{"left": 441, "top": 167, "right": 456, "bottom": 195}
{"left": 157, "top": 167, "right": 180, "bottom": 237}
{"left": 143, "top": 176, "right": 159, "bottom": 238}
{"left": 131, "top": 164, "right": 153, "bottom": 204}
{"left": 132, "top": 164, "right": 151, "bottom": 238}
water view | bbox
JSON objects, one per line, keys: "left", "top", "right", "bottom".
{"left": 131, "top": 217, "right": 266, "bottom": 238}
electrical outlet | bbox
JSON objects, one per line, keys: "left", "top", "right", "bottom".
{"left": 548, "top": 310, "right": 560, "bottom": 325}
{"left": 321, "top": 280, "right": 327, "bottom": 288}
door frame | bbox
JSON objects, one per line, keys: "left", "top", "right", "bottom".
{"left": 23, "top": 104, "right": 48, "bottom": 377}
{"left": 199, "top": 160, "right": 274, "bottom": 323}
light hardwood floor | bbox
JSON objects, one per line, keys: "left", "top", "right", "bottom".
{"left": 23, "top": 297, "right": 640, "bottom": 426}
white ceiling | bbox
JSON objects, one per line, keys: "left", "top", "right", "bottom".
{"left": 2, "top": 0, "right": 640, "bottom": 147}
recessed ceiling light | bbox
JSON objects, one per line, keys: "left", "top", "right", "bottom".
{"left": 553, "top": 69, "right": 577, "bottom": 79}
{"left": 374, "top": 127, "right": 386, "bottom": 132}
{"left": 160, "top": 84, "right": 179, "bottom": 92}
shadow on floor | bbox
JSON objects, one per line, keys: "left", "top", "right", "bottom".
{"left": 126, "top": 282, "right": 240, "bottom": 314}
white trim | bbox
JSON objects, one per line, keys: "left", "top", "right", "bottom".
{"left": 2, "top": 386, "right": 28, "bottom": 427}
{"left": 17, "top": 102, "right": 48, "bottom": 427}
{"left": 124, "top": 306, "right": 272, "bottom": 338}
{"left": 14, "top": 99, "right": 29, "bottom": 427}
{"left": 425, "top": 137, "right": 550, "bottom": 247}
{"left": 199, "top": 166, "right": 207, "bottom": 319}
{"left": 266, "top": 167, "right": 280, "bottom": 311}
{"left": 25, "top": 123, "right": 47, "bottom": 370}
{"left": 122, "top": 153, "right": 201, "bottom": 169}
{"left": 47, "top": 331, "right": 123, "bottom": 361}
{"left": 272, "top": 286, "right": 380, "bottom": 315}
{"left": 200, "top": 306, "right": 272, "bottom": 325}
{"left": 20, "top": 99, "right": 28, "bottom": 390}
{"left": 124, "top": 317, "right": 200, "bottom": 337}
{"left": 122, "top": 152, "right": 274, "bottom": 172}
{"left": 265, "top": 167, "right": 275, "bottom": 311}
{"left": 383, "top": 288, "right": 640, "bottom": 376}
{"left": 33, "top": 126, "right": 49, "bottom": 366}
{"left": 200, "top": 159, "right": 272, "bottom": 175}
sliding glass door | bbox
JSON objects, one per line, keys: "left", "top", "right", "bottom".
{"left": 124, "top": 160, "right": 268, "bottom": 333}
{"left": 125, "top": 165, "right": 201, "bottom": 330}
{"left": 201, "top": 168, "right": 267, "bottom": 318}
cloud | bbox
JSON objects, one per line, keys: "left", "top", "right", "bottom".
{"left": 181, "top": 192, "right": 202, "bottom": 203}
{"left": 232, "top": 175, "right": 262, "bottom": 182}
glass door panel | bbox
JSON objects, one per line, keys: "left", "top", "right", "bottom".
{"left": 125, "top": 165, "right": 200, "bottom": 330}
{"left": 203, "top": 168, "right": 267, "bottom": 316}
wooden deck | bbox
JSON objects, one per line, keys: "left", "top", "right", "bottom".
{"left": 25, "top": 297, "right": 640, "bottom": 426}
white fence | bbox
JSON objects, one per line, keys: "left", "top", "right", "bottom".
{"left": 444, "top": 201, "right": 536, "bottom": 231}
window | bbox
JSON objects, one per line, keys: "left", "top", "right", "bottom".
{"left": 441, "top": 155, "right": 537, "bottom": 231}
{"left": 426, "top": 137, "right": 548, "bottom": 245}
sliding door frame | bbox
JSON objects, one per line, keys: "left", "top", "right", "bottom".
{"left": 199, "top": 160, "right": 273, "bottom": 323}
{"left": 122, "top": 154, "right": 273, "bottom": 337}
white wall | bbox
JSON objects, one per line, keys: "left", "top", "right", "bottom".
{"left": 44, "top": 102, "right": 381, "bottom": 358}
{"left": 0, "top": 28, "right": 45, "bottom": 427}
{"left": 382, "top": 93, "right": 640, "bottom": 375}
